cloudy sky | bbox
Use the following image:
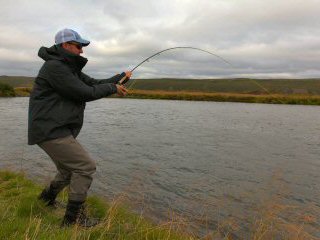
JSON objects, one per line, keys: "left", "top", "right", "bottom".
{"left": 0, "top": 0, "right": 319, "bottom": 79}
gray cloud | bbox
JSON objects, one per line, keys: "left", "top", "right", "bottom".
{"left": 0, "top": 0, "right": 319, "bottom": 79}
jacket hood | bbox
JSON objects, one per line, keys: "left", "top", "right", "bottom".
{"left": 38, "top": 45, "right": 88, "bottom": 72}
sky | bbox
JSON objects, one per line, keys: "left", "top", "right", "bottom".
{"left": 0, "top": 0, "right": 319, "bottom": 79}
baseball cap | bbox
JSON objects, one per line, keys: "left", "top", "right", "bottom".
{"left": 55, "top": 28, "right": 90, "bottom": 46}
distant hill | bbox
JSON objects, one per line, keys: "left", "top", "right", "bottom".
{"left": 0, "top": 76, "right": 34, "bottom": 88}
{"left": 1, "top": 76, "right": 319, "bottom": 94}
{"left": 128, "top": 78, "right": 320, "bottom": 94}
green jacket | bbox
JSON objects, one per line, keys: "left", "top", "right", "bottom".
{"left": 28, "top": 45, "right": 125, "bottom": 145}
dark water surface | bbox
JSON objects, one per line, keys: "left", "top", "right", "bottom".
{"left": 0, "top": 98, "right": 319, "bottom": 237}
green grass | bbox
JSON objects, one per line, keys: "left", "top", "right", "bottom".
{"left": 0, "top": 170, "right": 193, "bottom": 240}
{"left": 0, "top": 171, "right": 319, "bottom": 239}
{"left": 0, "top": 82, "right": 15, "bottom": 97}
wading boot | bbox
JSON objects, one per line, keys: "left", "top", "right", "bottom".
{"left": 61, "top": 200, "right": 100, "bottom": 228}
{"left": 38, "top": 184, "right": 66, "bottom": 209}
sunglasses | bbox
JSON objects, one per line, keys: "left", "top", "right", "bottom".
{"left": 68, "top": 42, "right": 83, "bottom": 50}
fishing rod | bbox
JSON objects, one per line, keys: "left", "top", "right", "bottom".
{"left": 118, "top": 47, "right": 276, "bottom": 101}
{"left": 118, "top": 46, "right": 232, "bottom": 85}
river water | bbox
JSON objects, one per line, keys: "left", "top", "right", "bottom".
{"left": 0, "top": 97, "right": 319, "bottom": 238}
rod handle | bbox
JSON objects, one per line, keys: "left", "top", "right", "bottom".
{"left": 119, "top": 75, "right": 130, "bottom": 85}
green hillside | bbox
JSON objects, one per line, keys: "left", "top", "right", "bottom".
{"left": 128, "top": 78, "right": 320, "bottom": 94}
{"left": 1, "top": 76, "right": 320, "bottom": 95}
{"left": 0, "top": 76, "right": 34, "bottom": 87}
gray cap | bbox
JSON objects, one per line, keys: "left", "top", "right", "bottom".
{"left": 55, "top": 28, "right": 90, "bottom": 46}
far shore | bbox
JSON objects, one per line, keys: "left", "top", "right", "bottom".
{"left": 7, "top": 87, "right": 320, "bottom": 105}
{"left": 1, "top": 76, "right": 320, "bottom": 105}
{"left": 126, "top": 89, "right": 320, "bottom": 105}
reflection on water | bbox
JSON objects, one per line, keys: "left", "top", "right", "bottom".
{"left": 0, "top": 97, "right": 319, "bottom": 238}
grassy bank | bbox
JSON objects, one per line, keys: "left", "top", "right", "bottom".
{"left": 126, "top": 90, "right": 320, "bottom": 105}
{"left": 0, "top": 170, "right": 192, "bottom": 240}
{"left": 1, "top": 170, "right": 319, "bottom": 239}
{"left": 1, "top": 76, "right": 320, "bottom": 105}
{"left": 9, "top": 87, "right": 320, "bottom": 105}
{"left": 0, "top": 82, "right": 15, "bottom": 97}
{"left": 1, "top": 76, "right": 320, "bottom": 95}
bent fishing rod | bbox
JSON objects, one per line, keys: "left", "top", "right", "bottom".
{"left": 118, "top": 46, "right": 278, "bottom": 99}
{"left": 118, "top": 46, "right": 232, "bottom": 85}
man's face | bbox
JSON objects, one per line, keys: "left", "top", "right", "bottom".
{"left": 62, "top": 42, "right": 83, "bottom": 55}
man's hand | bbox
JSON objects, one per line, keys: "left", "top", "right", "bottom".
{"left": 116, "top": 84, "right": 128, "bottom": 96}
{"left": 119, "top": 71, "right": 133, "bottom": 85}
{"left": 125, "top": 71, "right": 132, "bottom": 78}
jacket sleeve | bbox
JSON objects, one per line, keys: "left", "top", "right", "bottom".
{"left": 80, "top": 72, "right": 126, "bottom": 86}
{"left": 41, "top": 60, "right": 118, "bottom": 102}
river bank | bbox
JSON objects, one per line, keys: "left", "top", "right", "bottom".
{"left": 1, "top": 170, "right": 318, "bottom": 239}
{"left": 126, "top": 89, "right": 320, "bottom": 105}
{"left": 1, "top": 76, "right": 320, "bottom": 105}
{"left": 3, "top": 87, "right": 320, "bottom": 105}
{"left": 0, "top": 170, "right": 191, "bottom": 240}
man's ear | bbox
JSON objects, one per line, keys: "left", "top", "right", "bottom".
{"left": 61, "top": 42, "right": 68, "bottom": 50}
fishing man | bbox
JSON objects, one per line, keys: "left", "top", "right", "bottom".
{"left": 28, "top": 28, "right": 132, "bottom": 227}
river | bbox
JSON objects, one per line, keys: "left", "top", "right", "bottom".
{"left": 0, "top": 97, "right": 319, "bottom": 238}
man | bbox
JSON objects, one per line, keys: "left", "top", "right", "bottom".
{"left": 28, "top": 28, "right": 132, "bottom": 227}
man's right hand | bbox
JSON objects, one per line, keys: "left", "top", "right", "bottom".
{"left": 116, "top": 84, "right": 128, "bottom": 96}
{"left": 125, "top": 71, "right": 132, "bottom": 78}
